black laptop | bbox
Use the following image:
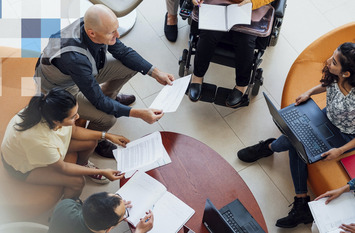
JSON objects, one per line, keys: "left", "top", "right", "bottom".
{"left": 202, "top": 199, "right": 265, "bottom": 233}
{"left": 263, "top": 92, "right": 346, "bottom": 163}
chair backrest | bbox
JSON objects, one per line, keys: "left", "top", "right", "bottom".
{"left": 89, "top": 0, "right": 143, "bottom": 17}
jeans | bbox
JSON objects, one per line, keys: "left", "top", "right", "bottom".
{"left": 270, "top": 129, "right": 355, "bottom": 194}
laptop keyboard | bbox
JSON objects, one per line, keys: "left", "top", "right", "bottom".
{"left": 222, "top": 210, "right": 248, "bottom": 233}
{"left": 282, "top": 109, "right": 328, "bottom": 157}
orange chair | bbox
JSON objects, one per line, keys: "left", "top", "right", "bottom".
{"left": 0, "top": 48, "right": 63, "bottom": 223}
{"left": 281, "top": 22, "right": 355, "bottom": 196}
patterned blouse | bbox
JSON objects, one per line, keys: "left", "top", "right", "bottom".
{"left": 326, "top": 82, "right": 355, "bottom": 135}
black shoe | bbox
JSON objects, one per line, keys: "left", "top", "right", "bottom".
{"left": 276, "top": 196, "right": 313, "bottom": 228}
{"left": 95, "top": 140, "right": 118, "bottom": 158}
{"left": 164, "top": 13, "right": 178, "bottom": 42}
{"left": 226, "top": 88, "right": 245, "bottom": 107}
{"left": 115, "top": 94, "right": 136, "bottom": 106}
{"left": 237, "top": 138, "right": 276, "bottom": 163}
{"left": 188, "top": 83, "right": 202, "bottom": 102}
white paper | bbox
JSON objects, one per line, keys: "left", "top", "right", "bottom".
{"left": 116, "top": 171, "right": 195, "bottom": 232}
{"left": 199, "top": 3, "right": 252, "bottom": 31}
{"left": 149, "top": 75, "right": 191, "bottom": 112}
{"left": 308, "top": 192, "right": 355, "bottom": 233}
{"left": 113, "top": 132, "right": 164, "bottom": 176}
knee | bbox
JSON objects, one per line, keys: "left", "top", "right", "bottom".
{"left": 71, "top": 176, "right": 85, "bottom": 192}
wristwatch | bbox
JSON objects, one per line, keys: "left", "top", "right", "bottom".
{"left": 101, "top": 131, "right": 106, "bottom": 140}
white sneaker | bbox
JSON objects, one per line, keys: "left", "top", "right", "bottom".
{"left": 83, "top": 160, "right": 109, "bottom": 184}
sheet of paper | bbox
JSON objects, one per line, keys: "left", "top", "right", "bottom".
{"left": 149, "top": 75, "right": 191, "bottom": 112}
{"left": 113, "top": 132, "right": 164, "bottom": 176}
{"left": 198, "top": 4, "right": 227, "bottom": 31}
{"left": 116, "top": 171, "right": 167, "bottom": 226}
{"left": 308, "top": 192, "right": 355, "bottom": 233}
{"left": 227, "top": 3, "right": 252, "bottom": 30}
{"left": 149, "top": 192, "right": 195, "bottom": 233}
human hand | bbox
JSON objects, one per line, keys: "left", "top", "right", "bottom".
{"left": 321, "top": 148, "right": 343, "bottom": 161}
{"left": 315, "top": 185, "right": 349, "bottom": 204}
{"left": 136, "top": 210, "right": 154, "bottom": 233}
{"left": 102, "top": 169, "right": 125, "bottom": 181}
{"left": 124, "top": 200, "right": 132, "bottom": 209}
{"left": 130, "top": 108, "right": 164, "bottom": 124}
{"left": 295, "top": 92, "right": 311, "bottom": 106}
{"left": 192, "top": 0, "right": 204, "bottom": 6}
{"left": 107, "top": 135, "right": 130, "bottom": 148}
{"left": 340, "top": 223, "right": 355, "bottom": 233}
{"left": 151, "top": 68, "right": 174, "bottom": 85}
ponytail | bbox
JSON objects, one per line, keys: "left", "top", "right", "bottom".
{"left": 15, "top": 88, "right": 77, "bottom": 131}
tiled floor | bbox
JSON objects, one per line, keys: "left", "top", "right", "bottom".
{"left": 33, "top": 0, "right": 355, "bottom": 232}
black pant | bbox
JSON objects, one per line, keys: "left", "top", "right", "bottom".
{"left": 193, "top": 21, "right": 257, "bottom": 87}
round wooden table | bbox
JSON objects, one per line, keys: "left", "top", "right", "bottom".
{"left": 125, "top": 131, "right": 267, "bottom": 233}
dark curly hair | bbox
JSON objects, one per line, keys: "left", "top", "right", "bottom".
{"left": 320, "top": 42, "right": 355, "bottom": 87}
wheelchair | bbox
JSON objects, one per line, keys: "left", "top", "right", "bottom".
{"left": 178, "top": 0, "right": 287, "bottom": 108}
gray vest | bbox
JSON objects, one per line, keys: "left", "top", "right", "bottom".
{"left": 37, "top": 18, "right": 108, "bottom": 91}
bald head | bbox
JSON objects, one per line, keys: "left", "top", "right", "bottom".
{"left": 83, "top": 4, "right": 120, "bottom": 45}
{"left": 84, "top": 4, "right": 117, "bottom": 33}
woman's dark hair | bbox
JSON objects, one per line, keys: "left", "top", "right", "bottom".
{"left": 82, "top": 192, "right": 122, "bottom": 231}
{"left": 15, "top": 88, "right": 77, "bottom": 131}
{"left": 321, "top": 42, "right": 355, "bottom": 87}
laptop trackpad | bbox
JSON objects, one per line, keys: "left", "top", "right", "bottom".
{"left": 317, "top": 123, "right": 334, "bottom": 139}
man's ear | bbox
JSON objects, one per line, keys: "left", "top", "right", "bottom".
{"left": 86, "top": 29, "right": 96, "bottom": 39}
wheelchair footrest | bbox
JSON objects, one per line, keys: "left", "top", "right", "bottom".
{"left": 185, "top": 83, "right": 217, "bottom": 103}
{"left": 214, "top": 87, "right": 250, "bottom": 108}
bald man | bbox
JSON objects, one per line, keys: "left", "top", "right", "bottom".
{"left": 35, "top": 5, "right": 174, "bottom": 158}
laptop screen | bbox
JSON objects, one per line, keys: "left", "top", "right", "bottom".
{"left": 202, "top": 199, "right": 234, "bottom": 233}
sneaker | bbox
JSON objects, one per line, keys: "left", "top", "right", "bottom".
{"left": 237, "top": 138, "right": 276, "bottom": 163}
{"left": 95, "top": 140, "right": 117, "bottom": 158}
{"left": 276, "top": 196, "right": 313, "bottom": 228}
{"left": 83, "top": 160, "right": 109, "bottom": 184}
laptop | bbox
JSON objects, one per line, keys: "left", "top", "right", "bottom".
{"left": 263, "top": 92, "right": 346, "bottom": 163}
{"left": 202, "top": 198, "right": 265, "bottom": 233}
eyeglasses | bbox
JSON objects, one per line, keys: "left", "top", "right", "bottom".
{"left": 115, "top": 193, "right": 130, "bottom": 221}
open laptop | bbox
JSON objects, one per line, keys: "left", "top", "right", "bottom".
{"left": 263, "top": 92, "right": 346, "bottom": 163}
{"left": 202, "top": 199, "right": 265, "bottom": 233}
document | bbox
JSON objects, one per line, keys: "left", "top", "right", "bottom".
{"left": 113, "top": 131, "right": 171, "bottom": 178}
{"left": 308, "top": 192, "right": 355, "bottom": 233}
{"left": 116, "top": 170, "right": 195, "bottom": 233}
{"left": 149, "top": 75, "right": 191, "bottom": 112}
{"left": 198, "top": 3, "right": 252, "bottom": 31}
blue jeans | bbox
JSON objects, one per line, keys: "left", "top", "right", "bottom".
{"left": 270, "top": 112, "right": 355, "bottom": 194}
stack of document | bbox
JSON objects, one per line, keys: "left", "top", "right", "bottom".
{"left": 113, "top": 131, "right": 171, "bottom": 178}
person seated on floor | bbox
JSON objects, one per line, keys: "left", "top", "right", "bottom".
{"left": 311, "top": 179, "right": 355, "bottom": 233}
{"left": 48, "top": 191, "right": 154, "bottom": 233}
{"left": 237, "top": 42, "right": 355, "bottom": 228}
{"left": 0, "top": 88, "right": 130, "bottom": 199}
{"left": 35, "top": 4, "right": 175, "bottom": 159}
{"left": 187, "top": 0, "right": 274, "bottom": 107}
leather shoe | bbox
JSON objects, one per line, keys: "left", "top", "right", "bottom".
{"left": 226, "top": 88, "right": 244, "bottom": 107}
{"left": 188, "top": 83, "right": 202, "bottom": 102}
{"left": 95, "top": 140, "right": 117, "bottom": 158}
{"left": 164, "top": 13, "right": 178, "bottom": 42}
{"left": 115, "top": 93, "right": 136, "bottom": 106}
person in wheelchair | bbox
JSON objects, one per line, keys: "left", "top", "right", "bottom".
{"left": 188, "top": 0, "right": 274, "bottom": 107}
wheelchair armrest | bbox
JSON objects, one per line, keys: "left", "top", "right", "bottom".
{"left": 272, "top": 0, "right": 287, "bottom": 18}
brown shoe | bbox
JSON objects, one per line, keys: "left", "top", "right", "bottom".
{"left": 95, "top": 140, "right": 117, "bottom": 158}
{"left": 115, "top": 94, "right": 136, "bottom": 106}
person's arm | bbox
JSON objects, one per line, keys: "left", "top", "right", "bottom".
{"left": 315, "top": 184, "right": 350, "bottom": 204}
{"left": 295, "top": 84, "right": 327, "bottom": 105}
{"left": 129, "top": 108, "right": 164, "bottom": 124}
{"left": 108, "top": 40, "right": 175, "bottom": 86}
{"left": 71, "top": 125, "right": 130, "bottom": 147}
{"left": 135, "top": 210, "right": 154, "bottom": 233}
{"left": 52, "top": 53, "right": 131, "bottom": 118}
{"left": 49, "top": 158, "right": 124, "bottom": 181}
{"left": 322, "top": 138, "right": 355, "bottom": 161}
{"left": 237, "top": 0, "right": 275, "bottom": 10}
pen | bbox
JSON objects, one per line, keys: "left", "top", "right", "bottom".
{"left": 145, "top": 206, "right": 154, "bottom": 222}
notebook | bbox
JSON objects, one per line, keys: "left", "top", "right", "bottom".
{"left": 340, "top": 154, "right": 355, "bottom": 179}
{"left": 202, "top": 199, "right": 265, "bottom": 233}
{"left": 263, "top": 92, "right": 346, "bottom": 164}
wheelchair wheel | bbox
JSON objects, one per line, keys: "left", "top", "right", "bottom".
{"left": 252, "top": 68, "right": 263, "bottom": 96}
{"left": 179, "top": 49, "right": 188, "bottom": 77}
